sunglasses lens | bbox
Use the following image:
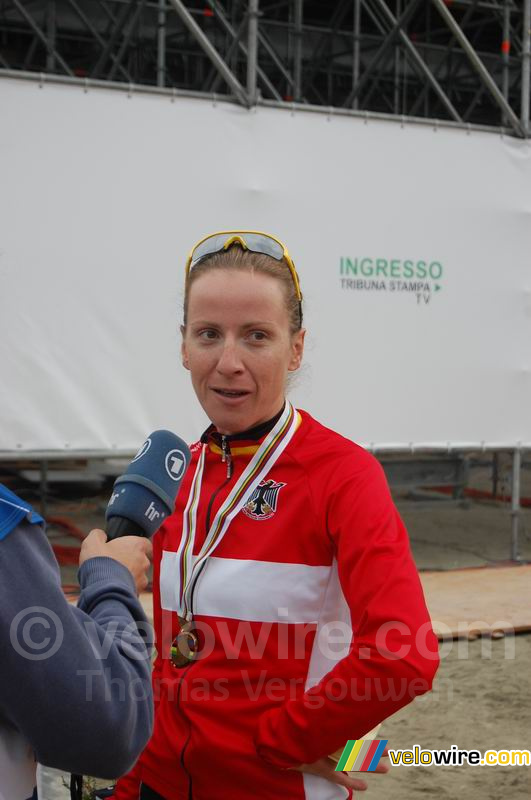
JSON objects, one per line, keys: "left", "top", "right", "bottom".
{"left": 244, "top": 234, "right": 284, "bottom": 261}
{"left": 191, "top": 234, "right": 232, "bottom": 266}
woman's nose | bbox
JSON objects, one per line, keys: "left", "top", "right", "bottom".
{"left": 215, "top": 340, "right": 244, "bottom": 374}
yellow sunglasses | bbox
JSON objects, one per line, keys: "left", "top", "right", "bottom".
{"left": 185, "top": 230, "right": 303, "bottom": 304}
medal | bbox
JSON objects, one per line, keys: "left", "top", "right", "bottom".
{"left": 169, "top": 402, "right": 299, "bottom": 667}
{"left": 170, "top": 617, "right": 199, "bottom": 668}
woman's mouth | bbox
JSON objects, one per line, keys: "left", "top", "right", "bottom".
{"left": 212, "top": 388, "right": 250, "bottom": 399}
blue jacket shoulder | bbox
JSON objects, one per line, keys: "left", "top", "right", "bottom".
{"left": 0, "top": 484, "right": 44, "bottom": 541}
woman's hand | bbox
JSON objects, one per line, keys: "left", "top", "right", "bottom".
{"left": 292, "top": 749, "right": 389, "bottom": 793}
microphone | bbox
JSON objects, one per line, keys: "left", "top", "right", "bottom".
{"left": 105, "top": 430, "right": 191, "bottom": 540}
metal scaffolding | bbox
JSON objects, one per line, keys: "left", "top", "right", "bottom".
{"left": 0, "top": 0, "right": 529, "bottom": 135}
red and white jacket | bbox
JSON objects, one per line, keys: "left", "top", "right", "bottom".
{"left": 114, "top": 409, "right": 439, "bottom": 800}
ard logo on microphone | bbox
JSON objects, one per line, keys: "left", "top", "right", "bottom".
{"left": 132, "top": 437, "right": 151, "bottom": 462}
{"left": 165, "top": 449, "right": 187, "bottom": 481}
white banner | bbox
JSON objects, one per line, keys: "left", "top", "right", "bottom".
{"left": 1, "top": 76, "right": 530, "bottom": 452}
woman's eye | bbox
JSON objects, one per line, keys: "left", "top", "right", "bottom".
{"left": 249, "top": 331, "right": 267, "bottom": 342}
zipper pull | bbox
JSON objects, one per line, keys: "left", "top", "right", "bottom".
{"left": 221, "top": 436, "right": 233, "bottom": 479}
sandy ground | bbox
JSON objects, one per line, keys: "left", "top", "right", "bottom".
{"left": 365, "top": 632, "right": 531, "bottom": 800}
{"left": 16, "top": 459, "right": 531, "bottom": 799}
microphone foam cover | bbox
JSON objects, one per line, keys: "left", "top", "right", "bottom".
{"left": 105, "top": 430, "right": 191, "bottom": 539}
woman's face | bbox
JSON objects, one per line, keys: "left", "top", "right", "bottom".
{"left": 182, "top": 268, "right": 305, "bottom": 435}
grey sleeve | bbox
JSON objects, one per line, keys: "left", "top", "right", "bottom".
{"left": 0, "top": 519, "right": 154, "bottom": 779}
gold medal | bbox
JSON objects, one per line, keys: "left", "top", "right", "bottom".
{"left": 170, "top": 618, "right": 199, "bottom": 668}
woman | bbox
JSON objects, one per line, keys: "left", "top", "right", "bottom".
{"left": 113, "top": 231, "right": 439, "bottom": 800}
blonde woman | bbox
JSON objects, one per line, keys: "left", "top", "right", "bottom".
{"left": 113, "top": 232, "right": 439, "bottom": 800}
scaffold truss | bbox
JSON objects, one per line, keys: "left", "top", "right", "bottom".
{"left": 0, "top": 1, "right": 530, "bottom": 135}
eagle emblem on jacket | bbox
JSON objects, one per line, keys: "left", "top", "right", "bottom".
{"left": 242, "top": 479, "right": 286, "bottom": 520}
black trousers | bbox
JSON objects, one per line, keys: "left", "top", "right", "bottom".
{"left": 140, "top": 785, "right": 166, "bottom": 800}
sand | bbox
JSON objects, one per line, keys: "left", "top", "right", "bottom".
{"left": 365, "top": 632, "right": 531, "bottom": 800}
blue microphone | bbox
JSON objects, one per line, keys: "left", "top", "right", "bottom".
{"left": 105, "top": 430, "right": 191, "bottom": 540}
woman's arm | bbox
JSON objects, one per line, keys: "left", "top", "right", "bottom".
{"left": 255, "top": 457, "right": 439, "bottom": 769}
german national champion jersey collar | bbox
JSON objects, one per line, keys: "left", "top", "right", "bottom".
{"left": 200, "top": 404, "right": 286, "bottom": 449}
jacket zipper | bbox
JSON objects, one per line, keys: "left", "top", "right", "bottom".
{"left": 179, "top": 439, "right": 234, "bottom": 799}
{"left": 220, "top": 434, "right": 233, "bottom": 479}
{"left": 175, "top": 668, "right": 193, "bottom": 798}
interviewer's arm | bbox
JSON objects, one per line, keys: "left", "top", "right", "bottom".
{"left": 0, "top": 520, "right": 154, "bottom": 778}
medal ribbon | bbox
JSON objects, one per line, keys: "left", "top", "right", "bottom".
{"left": 175, "top": 402, "right": 298, "bottom": 620}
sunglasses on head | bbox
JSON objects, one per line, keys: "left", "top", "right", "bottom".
{"left": 185, "top": 231, "right": 303, "bottom": 326}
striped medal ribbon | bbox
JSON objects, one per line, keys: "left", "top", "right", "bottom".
{"left": 170, "top": 401, "right": 298, "bottom": 668}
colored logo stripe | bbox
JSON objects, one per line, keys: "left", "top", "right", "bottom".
{"left": 335, "top": 739, "right": 388, "bottom": 772}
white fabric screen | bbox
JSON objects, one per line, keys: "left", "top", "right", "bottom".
{"left": 1, "top": 77, "right": 530, "bottom": 452}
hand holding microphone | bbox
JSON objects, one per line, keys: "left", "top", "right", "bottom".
{"left": 79, "top": 430, "right": 191, "bottom": 592}
{"left": 80, "top": 531, "right": 153, "bottom": 594}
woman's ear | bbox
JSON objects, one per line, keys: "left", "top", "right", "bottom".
{"left": 181, "top": 326, "right": 190, "bottom": 370}
{"left": 288, "top": 329, "right": 306, "bottom": 372}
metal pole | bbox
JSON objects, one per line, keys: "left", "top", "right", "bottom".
{"left": 300, "top": 0, "right": 352, "bottom": 98}
{"left": 394, "top": 0, "right": 401, "bottom": 114}
{"left": 11, "top": 0, "right": 73, "bottom": 76}
{"left": 46, "top": 0, "right": 56, "bottom": 73}
{"left": 108, "top": 0, "right": 146, "bottom": 82}
{"left": 206, "top": 1, "right": 283, "bottom": 101}
{"left": 255, "top": 28, "right": 294, "bottom": 96}
{"left": 501, "top": 0, "right": 510, "bottom": 127}
{"left": 23, "top": 35, "right": 39, "bottom": 71}
{"left": 91, "top": 0, "right": 135, "bottom": 80}
{"left": 247, "top": 0, "right": 259, "bottom": 105}
{"left": 431, "top": 0, "right": 524, "bottom": 136}
{"left": 522, "top": 0, "right": 531, "bottom": 136}
{"left": 492, "top": 452, "right": 499, "bottom": 498}
{"left": 157, "top": 0, "right": 166, "bottom": 87}
{"left": 209, "top": 20, "right": 245, "bottom": 92}
{"left": 352, "top": 0, "right": 361, "bottom": 110}
{"left": 294, "top": 0, "right": 303, "bottom": 102}
{"left": 65, "top": 0, "right": 133, "bottom": 82}
{"left": 345, "top": 0, "right": 423, "bottom": 109}
{"left": 349, "top": 0, "right": 462, "bottom": 122}
{"left": 511, "top": 449, "right": 521, "bottom": 561}
{"left": 168, "top": 0, "right": 248, "bottom": 106}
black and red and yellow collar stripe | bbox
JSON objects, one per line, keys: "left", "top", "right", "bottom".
{"left": 201, "top": 405, "right": 285, "bottom": 457}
